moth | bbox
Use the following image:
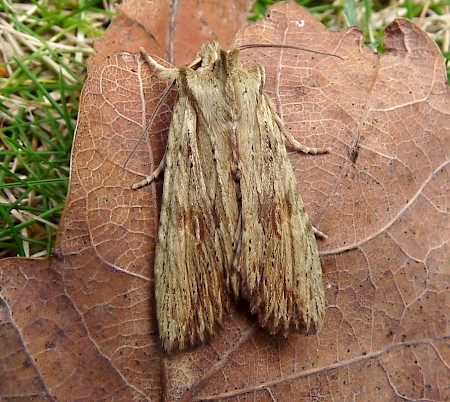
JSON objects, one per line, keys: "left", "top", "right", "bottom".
{"left": 132, "top": 42, "right": 334, "bottom": 352}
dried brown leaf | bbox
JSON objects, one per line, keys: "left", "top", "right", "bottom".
{"left": 90, "top": 0, "right": 253, "bottom": 67}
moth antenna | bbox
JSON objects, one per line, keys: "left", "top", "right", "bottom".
{"left": 123, "top": 79, "right": 176, "bottom": 169}
{"left": 237, "top": 43, "right": 343, "bottom": 60}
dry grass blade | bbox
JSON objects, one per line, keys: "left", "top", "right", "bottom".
{"left": 0, "top": 0, "right": 116, "bottom": 257}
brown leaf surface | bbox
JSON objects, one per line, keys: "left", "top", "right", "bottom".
{"left": 1, "top": 2, "right": 449, "bottom": 401}
{"left": 90, "top": 0, "right": 253, "bottom": 67}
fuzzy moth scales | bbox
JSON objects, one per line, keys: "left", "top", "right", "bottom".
{"left": 133, "top": 42, "right": 329, "bottom": 352}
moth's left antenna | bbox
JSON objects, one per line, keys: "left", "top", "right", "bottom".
{"left": 123, "top": 78, "right": 176, "bottom": 169}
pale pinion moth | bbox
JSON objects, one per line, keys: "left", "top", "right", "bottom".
{"left": 132, "top": 42, "right": 340, "bottom": 352}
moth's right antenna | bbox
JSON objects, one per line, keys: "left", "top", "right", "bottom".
{"left": 237, "top": 43, "right": 344, "bottom": 60}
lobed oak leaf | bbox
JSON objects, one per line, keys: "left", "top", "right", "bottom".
{"left": 1, "top": 1, "right": 449, "bottom": 401}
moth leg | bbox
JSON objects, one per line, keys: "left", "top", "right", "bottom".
{"left": 264, "top": 93, "right": 331, "bottom": 155}
{"left": 140, "top": 47, "right": 170, "bottom": 73}
{"left": 140, "top": 47, "right": 180, "bottom": 82}
{"left": 311, "top": 224, "right": 328, "bottom": 240}
{"left": 131, "top": 152, "right": 166, "bottom": 190}
{"left": 285, "top": 131, "right": 331, "bottom": 154}
{"left": 279, "top": 119, "right": 331, "bottom": 154}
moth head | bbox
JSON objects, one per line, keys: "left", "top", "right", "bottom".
{"left": 197, "top": 41, "right": 221, "bottom": 67}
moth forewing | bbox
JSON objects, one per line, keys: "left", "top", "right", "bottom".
{"left": 141, "top": 45, "right": 239, "bottom": 352}
{"left": 229, "top": 57, "right": 325, "bottom": 334}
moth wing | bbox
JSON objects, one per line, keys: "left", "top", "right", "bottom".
{"left": 235, "top": 65, "right": 325, "bottom": 334}
{"left": 155, "top": 67, "right": 238, "bottom": 352}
